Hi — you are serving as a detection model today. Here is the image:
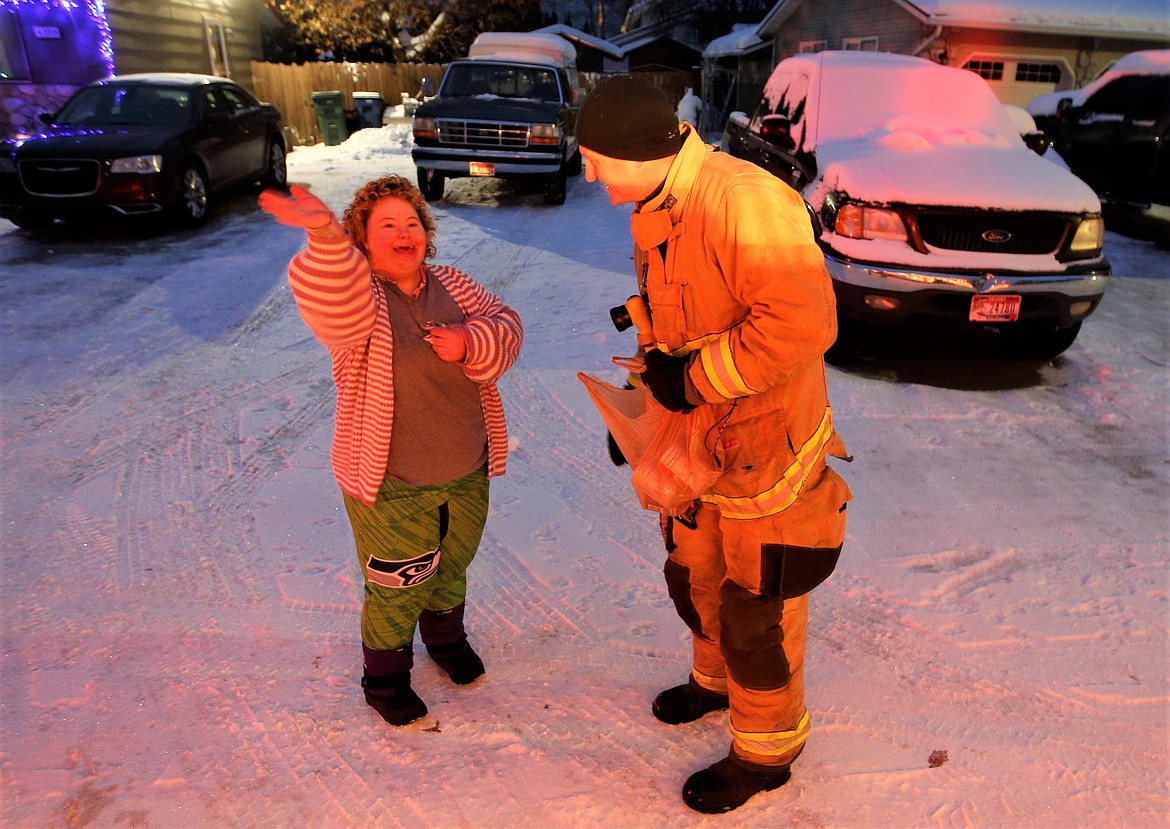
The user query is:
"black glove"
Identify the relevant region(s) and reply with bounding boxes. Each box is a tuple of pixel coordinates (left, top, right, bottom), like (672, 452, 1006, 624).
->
(641, 349, 696, 412)
(606, 431, 628, 466)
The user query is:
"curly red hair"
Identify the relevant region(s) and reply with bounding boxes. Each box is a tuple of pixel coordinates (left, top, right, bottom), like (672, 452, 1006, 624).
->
(342, 175, 437, 260)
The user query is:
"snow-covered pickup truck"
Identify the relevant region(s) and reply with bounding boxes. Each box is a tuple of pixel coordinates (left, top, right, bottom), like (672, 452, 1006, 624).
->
(412, 32, 583, 205)
(720, 50, 1112, 358)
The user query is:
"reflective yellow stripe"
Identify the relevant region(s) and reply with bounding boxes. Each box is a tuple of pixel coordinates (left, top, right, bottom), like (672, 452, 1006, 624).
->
(732, 711, 811, 758)
(657, 331, 719, 357)
(704, 407, 834, 519)
(698, 332, 758, 399)
(692, 669, 729, 695)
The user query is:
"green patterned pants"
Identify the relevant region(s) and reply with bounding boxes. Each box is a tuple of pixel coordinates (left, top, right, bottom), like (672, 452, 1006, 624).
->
(342, 467, 489, 650)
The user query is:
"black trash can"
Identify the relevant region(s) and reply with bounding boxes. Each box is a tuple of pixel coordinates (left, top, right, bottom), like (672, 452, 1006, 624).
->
(311, 90, 348, 146)
(353, 92, 384, 129)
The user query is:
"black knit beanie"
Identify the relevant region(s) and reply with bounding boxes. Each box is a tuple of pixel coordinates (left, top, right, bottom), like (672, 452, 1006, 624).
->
(577, 75, 684, 161)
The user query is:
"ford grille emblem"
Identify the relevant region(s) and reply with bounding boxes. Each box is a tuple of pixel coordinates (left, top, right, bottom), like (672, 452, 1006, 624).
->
(982, 229, 1012, 243)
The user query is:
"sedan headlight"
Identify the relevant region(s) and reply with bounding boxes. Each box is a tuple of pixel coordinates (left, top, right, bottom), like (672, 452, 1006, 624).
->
(834, 204, 909, 242)
(1067, 215, 1105, 257)
(110, 155, 162, 174)
(530, 123, 561, 145)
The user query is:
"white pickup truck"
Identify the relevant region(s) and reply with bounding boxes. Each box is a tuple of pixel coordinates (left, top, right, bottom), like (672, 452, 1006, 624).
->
(720, 50, 1111, 358)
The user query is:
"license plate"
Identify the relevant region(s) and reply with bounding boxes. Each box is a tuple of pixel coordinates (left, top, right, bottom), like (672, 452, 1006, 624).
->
(970, 294, 1021, 323)
(469, 161, 495, 177)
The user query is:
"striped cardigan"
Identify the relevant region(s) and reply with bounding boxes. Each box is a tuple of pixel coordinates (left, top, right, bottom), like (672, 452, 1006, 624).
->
(287, 232, 523, 506)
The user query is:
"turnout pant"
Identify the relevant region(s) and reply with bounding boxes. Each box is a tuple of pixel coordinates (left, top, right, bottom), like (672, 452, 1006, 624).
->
(663, 465, 848, 767)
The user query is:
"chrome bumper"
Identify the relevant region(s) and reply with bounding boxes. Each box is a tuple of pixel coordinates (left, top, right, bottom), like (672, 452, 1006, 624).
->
(412, 147, 562, 176)
(824, 250, 1111, 298)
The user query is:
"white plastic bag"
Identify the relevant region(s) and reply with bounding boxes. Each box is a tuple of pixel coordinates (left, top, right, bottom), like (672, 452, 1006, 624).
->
(578, 373, 721, 514)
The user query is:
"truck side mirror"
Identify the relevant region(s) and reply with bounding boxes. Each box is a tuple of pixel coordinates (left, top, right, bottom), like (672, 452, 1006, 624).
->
(804, 201, 823, 240)
(759, 114, 795, 150)
(1023, 131, 1052, 156)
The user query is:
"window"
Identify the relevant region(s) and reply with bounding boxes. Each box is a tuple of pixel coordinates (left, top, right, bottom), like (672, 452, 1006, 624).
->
(798, 40, 827, 53)
(1084, 76, 1154, 118)
(1132, 77, 1170, 124)
(843, 37, 878, 51)
(965, 60, 1004, 80)
(1015, 62, 1061, 84)
(204, 16, 229, 78)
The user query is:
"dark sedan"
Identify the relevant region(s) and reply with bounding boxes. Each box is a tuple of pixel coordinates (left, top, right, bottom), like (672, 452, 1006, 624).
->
(0, 73, 287, 229)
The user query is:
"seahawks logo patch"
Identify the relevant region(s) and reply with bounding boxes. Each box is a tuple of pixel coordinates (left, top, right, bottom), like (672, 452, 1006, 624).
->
(366, 547, 441, 589)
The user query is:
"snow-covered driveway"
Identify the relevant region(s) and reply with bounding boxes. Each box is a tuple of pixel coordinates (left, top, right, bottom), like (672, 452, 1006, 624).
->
(1, 125, 1166, 828)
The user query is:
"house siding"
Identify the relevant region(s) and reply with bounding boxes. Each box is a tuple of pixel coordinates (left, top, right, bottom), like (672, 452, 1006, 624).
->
(106, 0, 274, 91)
(766, 0, 925, 62)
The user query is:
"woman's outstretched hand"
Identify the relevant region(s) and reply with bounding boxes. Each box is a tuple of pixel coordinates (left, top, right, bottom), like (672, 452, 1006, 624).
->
(258, 184, 334, 231)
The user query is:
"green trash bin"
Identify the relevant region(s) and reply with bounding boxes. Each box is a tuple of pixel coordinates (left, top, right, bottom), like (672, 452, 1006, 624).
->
(311, 90, 348, 146)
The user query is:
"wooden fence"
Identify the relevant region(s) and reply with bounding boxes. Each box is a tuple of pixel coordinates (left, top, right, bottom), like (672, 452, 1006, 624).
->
(250, 61, 699, 147)
(251, 61, 447, 146)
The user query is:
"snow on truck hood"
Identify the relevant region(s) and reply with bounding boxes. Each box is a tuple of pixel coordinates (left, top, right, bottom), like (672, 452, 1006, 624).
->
(766, 51, 1101, 214)
(810, 131, 1102, 214)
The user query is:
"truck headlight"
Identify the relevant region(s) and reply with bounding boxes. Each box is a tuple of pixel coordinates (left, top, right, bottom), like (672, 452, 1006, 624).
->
(1067, 215, 1104, 256)
(530, 123, 560, 145)
(834, 204, 908, 242)
(110, 155, 162, 174)
(413, 116, 437, 140)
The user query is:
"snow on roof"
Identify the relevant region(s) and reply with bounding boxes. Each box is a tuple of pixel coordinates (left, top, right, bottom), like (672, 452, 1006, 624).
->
(761, 0, 1169, 39)
(702, 24, 765, 59)
(906, 0, 1169, 37)
(533, 24, 624, 59)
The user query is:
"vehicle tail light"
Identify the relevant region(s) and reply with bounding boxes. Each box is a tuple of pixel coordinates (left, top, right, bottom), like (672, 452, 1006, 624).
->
(413, 116, 437, 140)
(530, 123, 560, 145)
(834, 204, 909, 242)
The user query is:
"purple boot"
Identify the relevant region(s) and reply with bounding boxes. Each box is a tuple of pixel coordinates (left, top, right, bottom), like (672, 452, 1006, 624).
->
(420, 603, 485, 685)
(362, 644, 426, 725)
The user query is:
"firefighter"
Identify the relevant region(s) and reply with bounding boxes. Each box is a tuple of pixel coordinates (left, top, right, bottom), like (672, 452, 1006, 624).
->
(577, 75, 852, 814)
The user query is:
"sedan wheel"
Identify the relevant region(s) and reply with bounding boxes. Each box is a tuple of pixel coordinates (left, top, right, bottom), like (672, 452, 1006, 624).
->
(176, 164, 210, 226)
(264, 141, 287, 189)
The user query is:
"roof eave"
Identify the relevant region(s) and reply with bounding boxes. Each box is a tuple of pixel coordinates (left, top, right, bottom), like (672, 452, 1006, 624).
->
(925, 16, 1170, 39)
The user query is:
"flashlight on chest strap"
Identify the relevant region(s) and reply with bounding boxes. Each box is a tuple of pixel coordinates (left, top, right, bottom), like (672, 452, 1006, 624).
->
(610, 294, 654, 350)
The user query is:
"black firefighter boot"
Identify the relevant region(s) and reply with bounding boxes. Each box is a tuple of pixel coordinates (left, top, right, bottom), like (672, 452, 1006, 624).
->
(420, 603, 485, 685)
(652, 676, 730, 724)
(682, 751, 795, 814)
(362, 644, 427, 726)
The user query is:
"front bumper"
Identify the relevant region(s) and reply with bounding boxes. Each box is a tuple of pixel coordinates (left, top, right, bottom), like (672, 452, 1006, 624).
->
(412, 146, 563, 176)
(825, 250, 1111, 328)
(0, 170, 171, 219)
